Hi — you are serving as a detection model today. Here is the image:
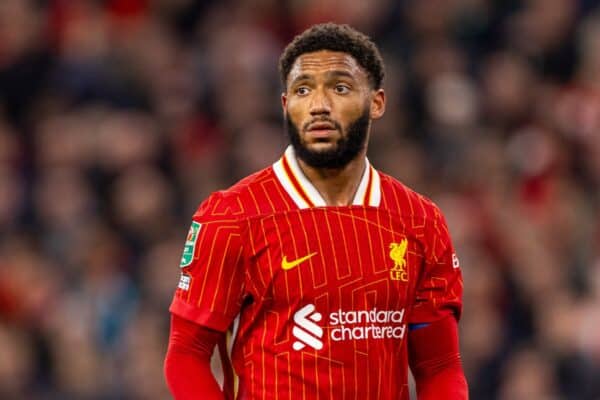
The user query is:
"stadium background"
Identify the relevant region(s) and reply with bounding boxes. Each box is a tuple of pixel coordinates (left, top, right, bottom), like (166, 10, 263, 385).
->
(1, 0, 600, 399)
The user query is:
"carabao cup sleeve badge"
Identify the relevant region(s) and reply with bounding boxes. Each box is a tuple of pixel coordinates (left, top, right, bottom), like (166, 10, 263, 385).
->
(180, 221, 201, 268)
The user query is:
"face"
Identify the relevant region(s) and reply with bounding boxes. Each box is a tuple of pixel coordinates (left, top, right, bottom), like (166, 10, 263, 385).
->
(282, 50, 385, 169)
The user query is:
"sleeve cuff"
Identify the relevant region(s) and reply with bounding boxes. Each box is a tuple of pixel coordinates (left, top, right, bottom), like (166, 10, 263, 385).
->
(169, 297, 233, 332)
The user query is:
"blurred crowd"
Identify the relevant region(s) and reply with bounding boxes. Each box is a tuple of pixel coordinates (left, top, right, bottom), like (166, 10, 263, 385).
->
(1, 0, 600, 399)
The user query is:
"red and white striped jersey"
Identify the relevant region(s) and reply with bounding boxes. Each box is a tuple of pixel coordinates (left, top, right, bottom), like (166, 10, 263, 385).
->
(170, 146, 463, 400)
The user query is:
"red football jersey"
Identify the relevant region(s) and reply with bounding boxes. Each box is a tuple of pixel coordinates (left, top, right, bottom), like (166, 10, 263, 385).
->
(170, 146, 463, 400)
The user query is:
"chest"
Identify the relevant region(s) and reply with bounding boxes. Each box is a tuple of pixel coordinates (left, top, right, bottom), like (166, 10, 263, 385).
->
(244, 208, 426, 311)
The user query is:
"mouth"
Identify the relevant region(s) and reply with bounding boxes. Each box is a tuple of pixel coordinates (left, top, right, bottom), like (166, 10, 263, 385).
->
(308, 121, 335, 130)
(306, 121, 338, 139)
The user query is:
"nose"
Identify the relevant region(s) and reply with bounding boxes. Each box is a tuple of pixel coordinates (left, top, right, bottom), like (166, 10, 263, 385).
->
(309, 89, 331, 116)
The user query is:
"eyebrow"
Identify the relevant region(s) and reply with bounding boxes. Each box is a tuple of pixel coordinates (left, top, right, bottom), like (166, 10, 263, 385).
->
(289, 73, 313, 85)
(289, 70, 358, 86)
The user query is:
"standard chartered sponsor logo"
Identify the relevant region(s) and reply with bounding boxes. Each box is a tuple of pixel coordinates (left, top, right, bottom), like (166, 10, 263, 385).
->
(330, 308, 406, 341)
(292, 304, 324, 350)
(292, 304, 406, 351)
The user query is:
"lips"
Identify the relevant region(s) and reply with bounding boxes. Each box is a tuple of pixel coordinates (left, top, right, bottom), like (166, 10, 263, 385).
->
(308, 122, 336, 131)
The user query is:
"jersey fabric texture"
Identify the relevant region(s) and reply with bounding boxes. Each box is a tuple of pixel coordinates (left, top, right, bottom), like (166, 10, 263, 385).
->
(169, 146, 463, 400)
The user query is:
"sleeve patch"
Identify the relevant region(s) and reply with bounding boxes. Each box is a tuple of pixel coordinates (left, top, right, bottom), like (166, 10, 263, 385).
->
(180, 221, 202, 268)
(178, 273, 191, 291)
(452, 253, 460, 269)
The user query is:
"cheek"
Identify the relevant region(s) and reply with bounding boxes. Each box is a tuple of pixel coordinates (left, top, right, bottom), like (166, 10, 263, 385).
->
(339, 101, 368, 127)
(344, 103, 365, 118)
(286, 100, 308, 127)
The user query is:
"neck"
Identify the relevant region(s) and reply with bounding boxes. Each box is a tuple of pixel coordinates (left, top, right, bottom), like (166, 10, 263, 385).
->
(296, 150, 367, 206)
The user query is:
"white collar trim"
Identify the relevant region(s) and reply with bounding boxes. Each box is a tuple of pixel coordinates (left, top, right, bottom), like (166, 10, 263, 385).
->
(272, 145, 381, 209)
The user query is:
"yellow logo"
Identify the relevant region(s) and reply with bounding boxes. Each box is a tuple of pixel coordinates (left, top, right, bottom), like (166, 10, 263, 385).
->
(389, 239, 408, 281)
(282, 252, 318, 271)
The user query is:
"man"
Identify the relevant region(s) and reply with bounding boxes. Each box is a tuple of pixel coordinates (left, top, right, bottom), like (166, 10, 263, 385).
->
(164, 23, 468, 399)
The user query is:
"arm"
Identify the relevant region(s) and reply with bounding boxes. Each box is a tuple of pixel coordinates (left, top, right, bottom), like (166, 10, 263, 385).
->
(408, 316, 468, 400)
(408, 204, 467, 398)
(164, 314, 225, 400)
(165, 192, 247, 398)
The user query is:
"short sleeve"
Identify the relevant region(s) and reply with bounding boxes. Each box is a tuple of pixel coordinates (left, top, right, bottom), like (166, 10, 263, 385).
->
(409, 206, 463, 324)
(169, 192, 247, 332)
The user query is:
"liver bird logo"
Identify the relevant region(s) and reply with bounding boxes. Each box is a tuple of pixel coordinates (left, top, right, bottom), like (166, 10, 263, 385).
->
(389, 239, 408, 281)
(389, 239, 408, 268)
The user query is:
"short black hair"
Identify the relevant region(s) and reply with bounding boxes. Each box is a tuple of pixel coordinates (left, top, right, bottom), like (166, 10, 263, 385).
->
(279, 23, 385, 90)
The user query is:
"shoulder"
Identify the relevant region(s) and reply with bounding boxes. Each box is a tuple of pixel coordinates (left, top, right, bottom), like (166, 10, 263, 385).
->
(378, 172, 453, 250)
(377, 172, 445, 222)
(193, 166, 276, 221)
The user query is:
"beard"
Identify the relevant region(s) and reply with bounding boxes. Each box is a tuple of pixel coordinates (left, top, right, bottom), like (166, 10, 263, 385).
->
(285, 108, 370, 169)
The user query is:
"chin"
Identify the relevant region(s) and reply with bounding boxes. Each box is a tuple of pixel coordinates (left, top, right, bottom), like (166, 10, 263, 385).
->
(306, 142, 337, 152)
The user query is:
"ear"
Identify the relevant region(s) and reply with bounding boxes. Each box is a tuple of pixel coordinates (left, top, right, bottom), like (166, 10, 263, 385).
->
(369, 89, 386, 120)
(281, 93, 288, 111)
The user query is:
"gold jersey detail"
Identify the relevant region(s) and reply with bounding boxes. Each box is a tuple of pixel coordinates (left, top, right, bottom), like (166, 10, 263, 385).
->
(389, 239, 408, 281)
(281, 252, 318, 271)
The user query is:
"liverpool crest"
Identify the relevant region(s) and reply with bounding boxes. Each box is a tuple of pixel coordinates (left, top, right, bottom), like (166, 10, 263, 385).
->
(389, 239, 408, 281)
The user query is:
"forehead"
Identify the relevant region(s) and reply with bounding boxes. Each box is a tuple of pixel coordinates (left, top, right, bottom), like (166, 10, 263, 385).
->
(288, 50, 367, 83)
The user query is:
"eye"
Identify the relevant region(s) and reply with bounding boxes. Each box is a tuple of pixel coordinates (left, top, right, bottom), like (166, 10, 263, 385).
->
(296, 86, 310, 96)
(334, 84, 350, 94)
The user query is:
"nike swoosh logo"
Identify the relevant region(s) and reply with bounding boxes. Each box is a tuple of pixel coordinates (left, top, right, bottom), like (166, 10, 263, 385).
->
(281, 252, 318, 270)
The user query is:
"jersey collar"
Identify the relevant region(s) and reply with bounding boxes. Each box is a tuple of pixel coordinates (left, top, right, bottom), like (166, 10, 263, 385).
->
(272, 145, 381, 209)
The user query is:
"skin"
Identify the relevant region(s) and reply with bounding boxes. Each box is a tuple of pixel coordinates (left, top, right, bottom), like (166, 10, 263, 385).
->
(282, 50, 386, 206)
